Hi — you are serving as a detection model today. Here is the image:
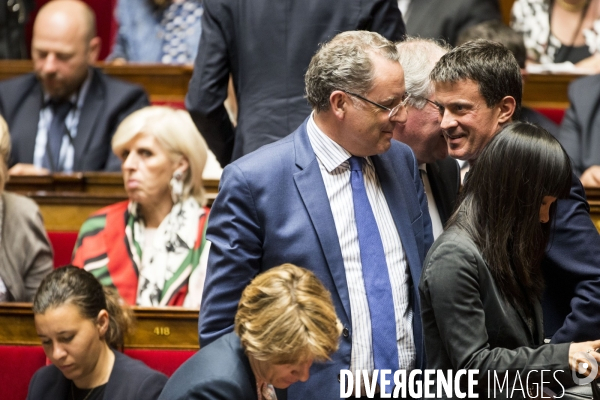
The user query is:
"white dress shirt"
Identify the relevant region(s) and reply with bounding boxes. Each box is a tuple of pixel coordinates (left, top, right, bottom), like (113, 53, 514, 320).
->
(419, 164, 444, 240)
(34, 70, 93, 172)
(306, 114, 416, 374)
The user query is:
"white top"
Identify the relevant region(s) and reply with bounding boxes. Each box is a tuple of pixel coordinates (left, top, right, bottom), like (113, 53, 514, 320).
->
(306, 114, 416, 374)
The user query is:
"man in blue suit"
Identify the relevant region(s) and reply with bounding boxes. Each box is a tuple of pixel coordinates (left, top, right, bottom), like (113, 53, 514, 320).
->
(200, 31, 433, 399)
(431, 39, 600, 344)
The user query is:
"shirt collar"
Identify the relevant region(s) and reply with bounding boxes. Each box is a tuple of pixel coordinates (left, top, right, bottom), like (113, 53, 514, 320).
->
(306, 113, 374, 172)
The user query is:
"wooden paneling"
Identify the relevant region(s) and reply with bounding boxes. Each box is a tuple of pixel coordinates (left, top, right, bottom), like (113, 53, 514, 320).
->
(0, 303, 199, 350)
(586, 188, 600, 232)
(6, 173, 219, 231)
(500, 0, 516, 25)
(0, 61, 193, 103)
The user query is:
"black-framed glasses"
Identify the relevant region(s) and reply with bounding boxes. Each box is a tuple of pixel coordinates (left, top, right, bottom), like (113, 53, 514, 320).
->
(341, 90, 411, 119)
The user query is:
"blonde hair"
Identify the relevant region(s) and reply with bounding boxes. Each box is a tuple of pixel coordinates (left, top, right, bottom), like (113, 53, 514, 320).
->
(0, 116, 11, 192)
(112, 106, 208, 205)
(234, 264, 341, 364)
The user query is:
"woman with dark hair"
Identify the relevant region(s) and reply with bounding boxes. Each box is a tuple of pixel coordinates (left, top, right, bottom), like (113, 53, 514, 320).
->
(27, 266, 167, 400)
(420, 122, 600, 397)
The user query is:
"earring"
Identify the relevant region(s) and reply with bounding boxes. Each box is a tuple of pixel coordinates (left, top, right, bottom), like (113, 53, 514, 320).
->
(170, 170, 184, 203)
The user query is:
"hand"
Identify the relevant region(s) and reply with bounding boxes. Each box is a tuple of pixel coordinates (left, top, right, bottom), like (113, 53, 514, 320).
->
(569, 340, 600, 378)
(575, 54, 600, 74)
(109, 57, 127, 66)
(8, 163, 50, 176)
(580, 166, 600, 188)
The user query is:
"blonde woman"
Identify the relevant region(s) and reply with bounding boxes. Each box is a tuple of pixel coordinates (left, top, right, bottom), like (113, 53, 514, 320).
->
(159, 263, 342, 400)
(72, 106, 210, 308)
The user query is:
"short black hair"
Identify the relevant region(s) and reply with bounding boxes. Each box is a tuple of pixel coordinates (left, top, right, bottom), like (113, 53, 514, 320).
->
(457, 21, 526, 69)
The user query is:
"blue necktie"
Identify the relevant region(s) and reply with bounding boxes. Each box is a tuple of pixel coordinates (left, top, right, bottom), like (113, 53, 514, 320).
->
(43, 100, 71, 171)
(348, 156, 399, 389)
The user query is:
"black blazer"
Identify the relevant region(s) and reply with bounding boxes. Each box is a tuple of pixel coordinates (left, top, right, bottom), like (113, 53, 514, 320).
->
(27, 350, 167, 400)
(426, 157, 460, 226)
(0, 68, 149, 171)
(186, 0, 406, 166)
(420, 225, 572, 398)
(405, 0, 501, 46)
(159, 332, 286, 400)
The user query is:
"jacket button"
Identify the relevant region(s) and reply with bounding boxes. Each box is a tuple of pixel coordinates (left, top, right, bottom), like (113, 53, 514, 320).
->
(342, 327, 349, 338)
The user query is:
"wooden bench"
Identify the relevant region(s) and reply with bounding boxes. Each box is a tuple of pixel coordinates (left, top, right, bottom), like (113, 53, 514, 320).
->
(0, 303, 199, 400)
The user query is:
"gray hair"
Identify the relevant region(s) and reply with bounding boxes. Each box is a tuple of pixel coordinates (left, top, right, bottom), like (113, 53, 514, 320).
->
(305, 31, 399, 112)
(396, 37, 450, 109)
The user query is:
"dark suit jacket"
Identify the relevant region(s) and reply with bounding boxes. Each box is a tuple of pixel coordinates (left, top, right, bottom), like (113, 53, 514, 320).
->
(0, 68, 149, 171)
(199, 119, 433, 400)
(426, 157, 460, 226)
(420, 225, 572, 398)
(186, 0, 406, 167)
(405, 0, 501, 46)
(159, 332, 261, 400)
(542, 173, 600, 343)
(520, 106, 560, 138)
(558, 74, 600, 177)
(27, 350, 167, 400)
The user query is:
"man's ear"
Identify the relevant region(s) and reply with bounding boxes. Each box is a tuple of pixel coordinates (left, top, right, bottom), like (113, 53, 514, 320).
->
(87, 36, 101, 64)
(497, 96, 516, 124)
(329, 90, 349, 120)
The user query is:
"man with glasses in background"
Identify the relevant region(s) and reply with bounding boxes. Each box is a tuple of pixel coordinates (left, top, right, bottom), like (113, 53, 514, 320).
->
(393, 37, 460, 240)
(199, 31, 433, 399)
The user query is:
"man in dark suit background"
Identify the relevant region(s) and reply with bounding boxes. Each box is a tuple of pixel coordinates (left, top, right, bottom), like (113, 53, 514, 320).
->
(393, 37, 459, 238)
(559, 75, 600, 188)
(186, 0, 406, 167)
(402, 0, 501, 46)
(200, 31, 432, 399)
(431, 39, 600, 343)
(0, 0, 148, 175)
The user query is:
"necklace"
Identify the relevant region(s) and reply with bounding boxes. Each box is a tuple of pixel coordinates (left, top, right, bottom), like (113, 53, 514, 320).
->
(556, 0, 590, 12)
(71, 382, 95, 400)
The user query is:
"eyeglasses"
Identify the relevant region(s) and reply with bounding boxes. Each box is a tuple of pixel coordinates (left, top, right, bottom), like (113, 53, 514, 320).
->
(413, 95, 445, 114)
(341, 90, 411, 119)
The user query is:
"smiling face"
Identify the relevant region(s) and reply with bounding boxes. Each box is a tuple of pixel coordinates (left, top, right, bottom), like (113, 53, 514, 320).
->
(35, 303, 107, 387)
(339, 54, 408, 157)
(393, 100, 447, 164)
(252, 357, 314, 389)
(120, 133, 186, 211)
(434, 79, 505, 165)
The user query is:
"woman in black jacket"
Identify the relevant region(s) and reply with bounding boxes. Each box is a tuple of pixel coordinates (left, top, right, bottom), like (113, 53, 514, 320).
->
(420, 122, 600, 398)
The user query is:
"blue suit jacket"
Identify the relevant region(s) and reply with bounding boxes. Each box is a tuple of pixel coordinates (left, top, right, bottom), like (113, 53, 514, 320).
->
(200, 119, 433, 400)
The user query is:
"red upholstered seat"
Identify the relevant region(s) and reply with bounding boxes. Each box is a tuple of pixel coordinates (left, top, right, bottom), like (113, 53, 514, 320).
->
(124, 349, 196, 377)
(48, 232, 79, 268)
(535, 108, 566, 125)
(0, 346, 46, 400)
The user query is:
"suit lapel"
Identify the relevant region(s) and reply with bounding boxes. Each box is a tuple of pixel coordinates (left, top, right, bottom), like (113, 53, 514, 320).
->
(73, 69, 103, 170)
(292, 122, 351, 323)
(426, 162, 449, 224)
(15, 86, 43, 164)
(372, 153, 426, 368)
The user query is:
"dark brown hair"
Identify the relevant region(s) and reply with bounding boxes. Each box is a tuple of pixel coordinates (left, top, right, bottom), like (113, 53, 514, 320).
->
(33, 266, 134, 349)
(448, 122, 571, 314)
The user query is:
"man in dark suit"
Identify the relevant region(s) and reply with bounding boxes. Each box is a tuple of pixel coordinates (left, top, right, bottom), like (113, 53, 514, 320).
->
(0, 0, 148, 175)
(431, 40, 600, 343)
(403, 0, 501, 46)
(393, 37, 459, 238)
(200, 31, 432, 399)
(559, 75, 600, 187)
(186, 0, 406, 167)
